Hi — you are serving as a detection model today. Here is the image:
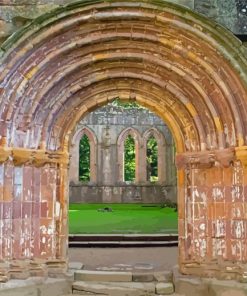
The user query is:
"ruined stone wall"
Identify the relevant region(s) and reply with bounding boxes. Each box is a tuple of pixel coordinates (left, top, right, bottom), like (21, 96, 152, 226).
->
(0, 0, 246, 45)
(69, 105, 177, 203)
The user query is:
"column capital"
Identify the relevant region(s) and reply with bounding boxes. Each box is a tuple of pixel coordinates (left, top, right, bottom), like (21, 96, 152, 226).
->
(176, 147, 235, 169)
(0, 146, 69, 167)
(235, 146, 247, 167)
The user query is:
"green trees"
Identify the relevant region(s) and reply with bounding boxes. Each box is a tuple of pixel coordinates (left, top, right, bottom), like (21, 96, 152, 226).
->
(124, 135, 136, 181)
(79, 134, 90, 182)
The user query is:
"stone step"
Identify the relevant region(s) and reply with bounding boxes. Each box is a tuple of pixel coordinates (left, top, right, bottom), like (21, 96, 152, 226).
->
(73, 281, 156, 296)
(74, 270, 132, 282)
(73, 269, 173, 283)
(63, 294, 183, 296)
(72, 281, 175, 295)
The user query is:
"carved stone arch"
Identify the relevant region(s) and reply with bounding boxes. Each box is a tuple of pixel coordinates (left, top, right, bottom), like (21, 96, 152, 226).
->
(117, 127, 142, 183)
(143, 128, 166, 184)
(0, 0, 247, 280)
(69, 126, 97, 183)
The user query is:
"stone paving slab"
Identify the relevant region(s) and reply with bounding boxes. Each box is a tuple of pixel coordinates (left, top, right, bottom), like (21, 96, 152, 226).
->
(156, 282, 174, 294)
(154, 271, 173, 282)
(74, 270, 132, 282)
(73, 281, 155, 296)
(0, 278, 71, 296)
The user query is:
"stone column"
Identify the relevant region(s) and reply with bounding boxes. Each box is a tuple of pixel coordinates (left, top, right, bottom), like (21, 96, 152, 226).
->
(176, 147, 247, 280)
(0, 147, 69, 282)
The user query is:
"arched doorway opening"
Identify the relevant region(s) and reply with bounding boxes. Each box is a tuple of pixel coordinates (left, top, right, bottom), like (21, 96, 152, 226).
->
(0, 0, 246, 281)
(68, 100, 177, 236)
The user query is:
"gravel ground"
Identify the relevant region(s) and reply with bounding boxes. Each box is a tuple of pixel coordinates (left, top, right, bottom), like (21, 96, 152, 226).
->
(69, 246, 178, 271)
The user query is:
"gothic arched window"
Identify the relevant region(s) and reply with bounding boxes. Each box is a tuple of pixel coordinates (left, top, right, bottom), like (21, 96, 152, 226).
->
(117, 128, 141, 183)
(79, 134, 90, 182)
(143, 128, 166, 183)
(69, 127, 97, 183)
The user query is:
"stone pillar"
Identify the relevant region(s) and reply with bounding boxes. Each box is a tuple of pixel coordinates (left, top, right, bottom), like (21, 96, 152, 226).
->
(0, 147, 69, 282)
(177, 147, 247, 280)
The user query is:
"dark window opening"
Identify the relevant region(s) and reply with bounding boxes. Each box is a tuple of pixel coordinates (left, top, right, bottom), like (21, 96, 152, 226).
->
(124, 135, 135, 182)
(79, 134, 90, 182)
(147, 136, 158, 182)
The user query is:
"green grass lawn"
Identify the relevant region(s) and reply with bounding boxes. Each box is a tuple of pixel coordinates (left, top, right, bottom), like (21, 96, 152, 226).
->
(69, 203, 178, 234)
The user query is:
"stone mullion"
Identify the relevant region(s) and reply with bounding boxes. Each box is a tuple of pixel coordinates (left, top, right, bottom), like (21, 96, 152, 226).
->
(137, 141, 146, 184)
(158, 142, 166, 184)
(89, 140, 97, 184)
(117, 141, 124, 183)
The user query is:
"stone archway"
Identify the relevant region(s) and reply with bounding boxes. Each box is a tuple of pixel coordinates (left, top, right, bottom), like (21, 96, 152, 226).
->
(0, 0, 246, 281)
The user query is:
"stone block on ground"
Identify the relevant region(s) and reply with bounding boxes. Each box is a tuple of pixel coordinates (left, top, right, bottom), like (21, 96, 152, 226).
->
(132, 272, 154, 282)
(74, 270, 132, 282)
(154, 270, 173, 282)
(73, 281, 155, 296)
(156, 282, 174, 294)
(207, 278, 247, 296)
(174, 276, 209, 296)
(173, 266, 209, 296)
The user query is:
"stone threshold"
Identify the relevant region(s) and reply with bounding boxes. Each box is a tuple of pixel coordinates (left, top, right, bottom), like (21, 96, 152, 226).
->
(69, 233, 178, 247)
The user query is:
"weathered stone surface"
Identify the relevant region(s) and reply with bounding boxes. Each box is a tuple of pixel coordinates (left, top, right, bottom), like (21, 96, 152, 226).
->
(73, 281, 155, 296)
(132, 272, 154, 282)
(134, 263, 154, 271)
(208, 279, 247, 296)
(0, 278, 72, 296)
(68, 262, 84, 270)
(154, 271, 173, 282)
(174, 276, 209, 296)
(155, 282, 174, 295)
(74, 270, 132, 282)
